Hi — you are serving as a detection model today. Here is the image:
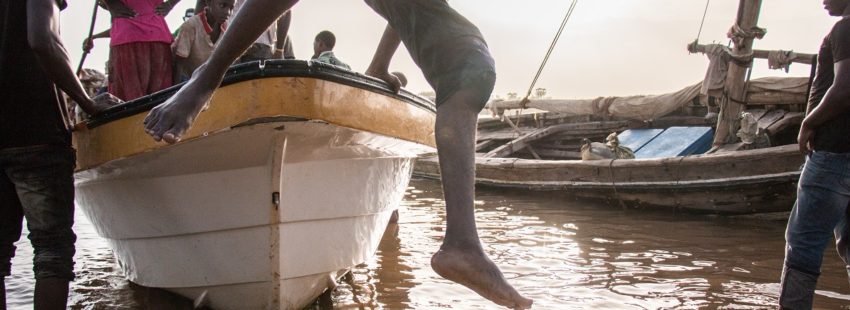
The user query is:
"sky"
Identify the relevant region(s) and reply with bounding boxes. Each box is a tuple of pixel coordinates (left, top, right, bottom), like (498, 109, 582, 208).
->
(60, 0, 836, 99)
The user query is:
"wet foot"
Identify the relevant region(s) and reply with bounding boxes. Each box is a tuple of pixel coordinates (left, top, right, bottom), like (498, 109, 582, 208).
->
(431, 246, 533, 309)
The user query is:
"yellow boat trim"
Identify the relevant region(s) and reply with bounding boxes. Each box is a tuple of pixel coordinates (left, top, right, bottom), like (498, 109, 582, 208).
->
(73, 77, 437, 170)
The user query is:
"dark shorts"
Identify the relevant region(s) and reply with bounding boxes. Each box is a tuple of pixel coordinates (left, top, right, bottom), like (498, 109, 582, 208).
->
(0, 145, 76, 280)
(430, 39, 496, 111)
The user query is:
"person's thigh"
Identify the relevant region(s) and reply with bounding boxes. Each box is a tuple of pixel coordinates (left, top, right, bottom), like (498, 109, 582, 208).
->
(785, 152, 850, 275)
(4, 146, 76, 280)
(0, 161, 25, 278)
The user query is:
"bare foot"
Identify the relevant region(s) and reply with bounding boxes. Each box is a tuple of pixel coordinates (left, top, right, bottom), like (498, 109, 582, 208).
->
(144, 67, 217, 144)
(431, 246, 533, 309)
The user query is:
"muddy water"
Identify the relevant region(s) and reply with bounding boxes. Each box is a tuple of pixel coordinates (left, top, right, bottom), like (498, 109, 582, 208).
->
(6, 178, 850, 309)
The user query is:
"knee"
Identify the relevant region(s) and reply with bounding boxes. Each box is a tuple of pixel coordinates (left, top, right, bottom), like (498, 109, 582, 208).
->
(31, 242, 76, 281)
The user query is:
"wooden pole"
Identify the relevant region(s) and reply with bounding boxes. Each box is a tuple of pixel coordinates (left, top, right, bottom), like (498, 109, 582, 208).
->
(712, 0, 763, 146)
(77, 0, 99, 75)
(689, 43, 815, 65)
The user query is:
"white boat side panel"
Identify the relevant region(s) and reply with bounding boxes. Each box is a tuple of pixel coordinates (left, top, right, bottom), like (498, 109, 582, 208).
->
(279, 211, 394, 279)
(76, 165, 272, 239)
(170, 270, 344, 310)
(278, 157, 412, 222)
(106, 226, 273, 287)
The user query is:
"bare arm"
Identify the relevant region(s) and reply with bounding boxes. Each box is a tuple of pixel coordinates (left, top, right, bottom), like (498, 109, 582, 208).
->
(798, 58, 850, 153)
(143, 0, 300, 143)
(365, 24, 402, 92)
(155, 0, 181, 16)
(103, 0, 136, 18)
(83, 29, 110, 53)
(274, 10, 291, 56)
(27, 0, 118, 115)
(201, 0, 298, 83)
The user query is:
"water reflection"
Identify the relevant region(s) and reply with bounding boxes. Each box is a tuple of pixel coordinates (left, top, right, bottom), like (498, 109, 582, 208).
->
(7, 178, 850, 309)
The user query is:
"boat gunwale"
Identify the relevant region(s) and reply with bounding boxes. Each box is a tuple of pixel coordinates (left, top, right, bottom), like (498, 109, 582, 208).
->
(86, 60, 436, 128)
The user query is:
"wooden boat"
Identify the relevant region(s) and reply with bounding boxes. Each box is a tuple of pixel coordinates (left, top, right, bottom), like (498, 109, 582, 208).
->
(414, 77, 807, 214)
(73, 60, 436, 309)
(416, 0, 815, 215)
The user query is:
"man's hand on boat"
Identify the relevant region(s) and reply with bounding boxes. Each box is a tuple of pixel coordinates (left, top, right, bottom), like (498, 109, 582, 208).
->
(144, 66, 217, 144)
(81, 93, 123, 117)
(365, 69, 402, 93)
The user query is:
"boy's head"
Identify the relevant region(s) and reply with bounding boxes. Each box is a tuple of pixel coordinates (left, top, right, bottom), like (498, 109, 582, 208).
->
(824, 0, 850, 16)
(313, 31, 336, 55)
(205, 0, 234, 23)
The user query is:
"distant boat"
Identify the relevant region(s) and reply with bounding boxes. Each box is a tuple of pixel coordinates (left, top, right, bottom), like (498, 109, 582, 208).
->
(414, 78, 806, 214)
(73, 60, 436, 309)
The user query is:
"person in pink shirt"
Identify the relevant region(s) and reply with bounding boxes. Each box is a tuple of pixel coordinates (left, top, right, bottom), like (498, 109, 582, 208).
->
(103, 0, 180, 101)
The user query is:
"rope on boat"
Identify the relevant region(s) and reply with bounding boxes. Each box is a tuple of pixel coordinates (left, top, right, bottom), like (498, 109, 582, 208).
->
(607, 159, 626, 209)
(695, 0, 712, 43)
(517, 0, 579, 113)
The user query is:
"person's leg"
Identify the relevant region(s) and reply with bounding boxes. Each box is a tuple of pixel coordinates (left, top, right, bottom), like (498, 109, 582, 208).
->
(109, 43, 146, 101)
(5, 146, 77, 310)
(0, 279, 5, 310)
(146, 42, 174, 95)
(780, 152, 850, 309)
(0, 158, 25, 310)
(429, 71, 532, 309)
(835, 202, 850, 286)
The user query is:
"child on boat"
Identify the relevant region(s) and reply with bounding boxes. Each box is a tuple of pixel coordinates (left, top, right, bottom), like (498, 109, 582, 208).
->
(141, 0, 533, 308)
(311, 30, 351, 70)
(173, 0, 234, 81)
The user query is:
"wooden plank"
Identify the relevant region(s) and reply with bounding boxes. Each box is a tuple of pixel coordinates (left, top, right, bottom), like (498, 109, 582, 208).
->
(533, 148, 582, 159)
(477, 129, 532, 141)
(745, 109, 767, 121)
(475, 139, 500, 152)
(483, 126, 558, 158)
(747, 92, 807, 105)
(482, 122, 623, 158)
(757, 109, 786, 130)
(765, 112, 804, 137)
(533, 143, 580, 151)
(752, 50, 816, 65)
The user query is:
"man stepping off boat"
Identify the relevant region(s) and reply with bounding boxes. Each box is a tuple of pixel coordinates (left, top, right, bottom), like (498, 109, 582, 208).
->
(142, 0, 533, 309)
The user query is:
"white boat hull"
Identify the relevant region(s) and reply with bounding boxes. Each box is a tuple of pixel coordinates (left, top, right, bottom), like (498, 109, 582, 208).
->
(75, 120, 429, 309)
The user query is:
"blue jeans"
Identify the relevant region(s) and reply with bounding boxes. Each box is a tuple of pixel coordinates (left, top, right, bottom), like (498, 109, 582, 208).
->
(0, 145, 76, 280)
(780, 151, 850, 309)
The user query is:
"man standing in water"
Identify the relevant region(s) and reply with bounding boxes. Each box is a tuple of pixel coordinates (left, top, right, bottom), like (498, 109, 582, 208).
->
(780, 0, 850, 308)
(142, 0, 533, 308)
(0, 0, 121, 308)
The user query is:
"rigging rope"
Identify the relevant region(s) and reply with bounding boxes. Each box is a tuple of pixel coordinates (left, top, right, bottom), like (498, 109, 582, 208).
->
(519, 0, 578, 109)
(695, 0, 712, 43)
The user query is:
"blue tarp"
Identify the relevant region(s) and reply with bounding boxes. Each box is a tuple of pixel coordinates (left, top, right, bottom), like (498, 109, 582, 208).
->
(618, 127, 714, 159)
(617, 129, 664, 153)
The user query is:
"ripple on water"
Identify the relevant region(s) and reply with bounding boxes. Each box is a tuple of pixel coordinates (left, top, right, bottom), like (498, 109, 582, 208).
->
(6, 178, 850, 309)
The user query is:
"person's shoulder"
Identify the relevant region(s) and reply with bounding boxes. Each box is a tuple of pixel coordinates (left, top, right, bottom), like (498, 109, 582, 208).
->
(832, 17, 850, 35)
(180, 14, 204, 31)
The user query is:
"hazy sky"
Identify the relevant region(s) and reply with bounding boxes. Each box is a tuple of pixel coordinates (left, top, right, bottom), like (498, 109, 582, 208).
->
(60, 1, 835, 99)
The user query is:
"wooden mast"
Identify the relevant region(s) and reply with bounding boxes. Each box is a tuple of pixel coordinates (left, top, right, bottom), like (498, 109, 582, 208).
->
(712, 0, 764, 146)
